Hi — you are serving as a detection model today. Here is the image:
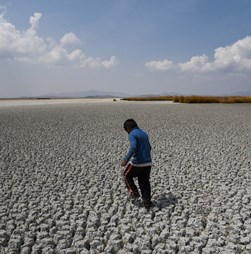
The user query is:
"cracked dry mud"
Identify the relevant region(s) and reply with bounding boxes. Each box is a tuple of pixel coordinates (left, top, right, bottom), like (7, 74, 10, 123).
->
(0, 102, 251, 254)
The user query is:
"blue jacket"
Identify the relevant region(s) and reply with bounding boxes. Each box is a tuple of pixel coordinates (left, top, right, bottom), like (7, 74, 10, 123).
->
(124, 127, 152, 165)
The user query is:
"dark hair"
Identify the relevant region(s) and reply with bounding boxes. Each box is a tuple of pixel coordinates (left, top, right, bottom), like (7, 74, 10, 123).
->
(124, 119, 138, 130)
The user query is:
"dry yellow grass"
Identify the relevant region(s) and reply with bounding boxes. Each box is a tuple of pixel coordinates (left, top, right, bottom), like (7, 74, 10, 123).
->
(122, 96, 251, 103)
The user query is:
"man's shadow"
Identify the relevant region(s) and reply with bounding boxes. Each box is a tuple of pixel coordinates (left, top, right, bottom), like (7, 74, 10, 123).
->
(153, 193, 178, 209)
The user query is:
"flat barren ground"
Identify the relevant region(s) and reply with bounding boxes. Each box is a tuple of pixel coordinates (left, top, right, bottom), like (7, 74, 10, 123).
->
(0, 101, 251, 254)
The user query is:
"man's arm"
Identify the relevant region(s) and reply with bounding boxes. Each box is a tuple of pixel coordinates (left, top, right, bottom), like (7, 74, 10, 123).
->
(121, 134, 137, 166)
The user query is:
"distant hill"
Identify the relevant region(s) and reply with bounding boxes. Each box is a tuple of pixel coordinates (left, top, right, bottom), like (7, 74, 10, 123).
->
(40, 90, 130, 98)
(19, 90, 251, 100)
(131, 92, 181, 98)
(39, 90, 183, 99)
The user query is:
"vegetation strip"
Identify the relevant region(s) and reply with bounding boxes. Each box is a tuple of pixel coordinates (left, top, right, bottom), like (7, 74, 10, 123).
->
(122, 96, 251, 103)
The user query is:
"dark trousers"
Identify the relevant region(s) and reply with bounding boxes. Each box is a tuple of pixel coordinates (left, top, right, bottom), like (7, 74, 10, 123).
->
(124, 164, 151, 205)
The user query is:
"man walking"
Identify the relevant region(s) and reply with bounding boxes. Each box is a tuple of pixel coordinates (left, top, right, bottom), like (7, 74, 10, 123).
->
(121, 119, 153, 209)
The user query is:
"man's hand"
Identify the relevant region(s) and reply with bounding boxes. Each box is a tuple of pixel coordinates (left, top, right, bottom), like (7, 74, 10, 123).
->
(121, 160, 127, 167)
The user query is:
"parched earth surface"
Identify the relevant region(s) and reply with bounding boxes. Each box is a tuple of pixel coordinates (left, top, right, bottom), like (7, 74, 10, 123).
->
(0, 102, 251, 254)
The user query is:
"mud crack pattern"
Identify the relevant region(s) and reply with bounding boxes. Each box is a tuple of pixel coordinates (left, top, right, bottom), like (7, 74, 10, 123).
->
(0, 103, 251, 254)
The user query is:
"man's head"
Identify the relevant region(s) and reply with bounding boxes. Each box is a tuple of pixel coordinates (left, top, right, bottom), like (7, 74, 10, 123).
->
(124, 119, 138, 133)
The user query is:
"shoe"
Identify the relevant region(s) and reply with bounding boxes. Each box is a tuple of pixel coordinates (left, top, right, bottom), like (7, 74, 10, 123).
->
(144, 201, 153, 210)
(129, 193, 140, 206)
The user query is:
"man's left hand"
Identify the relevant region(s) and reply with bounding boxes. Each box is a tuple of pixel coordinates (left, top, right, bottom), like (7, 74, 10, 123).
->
(121, 160, 127, 166)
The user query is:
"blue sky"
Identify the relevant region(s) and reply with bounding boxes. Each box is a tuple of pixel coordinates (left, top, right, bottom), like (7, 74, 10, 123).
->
(1, 0, 251, 97)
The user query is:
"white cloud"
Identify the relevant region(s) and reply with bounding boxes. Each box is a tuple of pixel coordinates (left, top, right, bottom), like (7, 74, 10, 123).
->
(101, 55, 117, 69)
(145, 59, 174, 71)
(0, 12, 116, 69)
(146, 36, 251, 73)
(60, 33, 80, 46)
(213, 36, 251, 71)
(29, 12, 42, 32)
(80, 55, 116, 69)
(179, 54, 210, 72)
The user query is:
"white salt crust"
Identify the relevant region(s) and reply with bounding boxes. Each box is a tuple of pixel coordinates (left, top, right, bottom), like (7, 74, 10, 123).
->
(0, 102, 250, 253)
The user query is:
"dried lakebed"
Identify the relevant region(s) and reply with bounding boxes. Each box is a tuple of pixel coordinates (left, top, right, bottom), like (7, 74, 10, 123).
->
(0, 103, 251, 254)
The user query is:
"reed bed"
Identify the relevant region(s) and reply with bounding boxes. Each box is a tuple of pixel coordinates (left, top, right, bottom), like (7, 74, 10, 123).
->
(122, 95, 251, 103)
